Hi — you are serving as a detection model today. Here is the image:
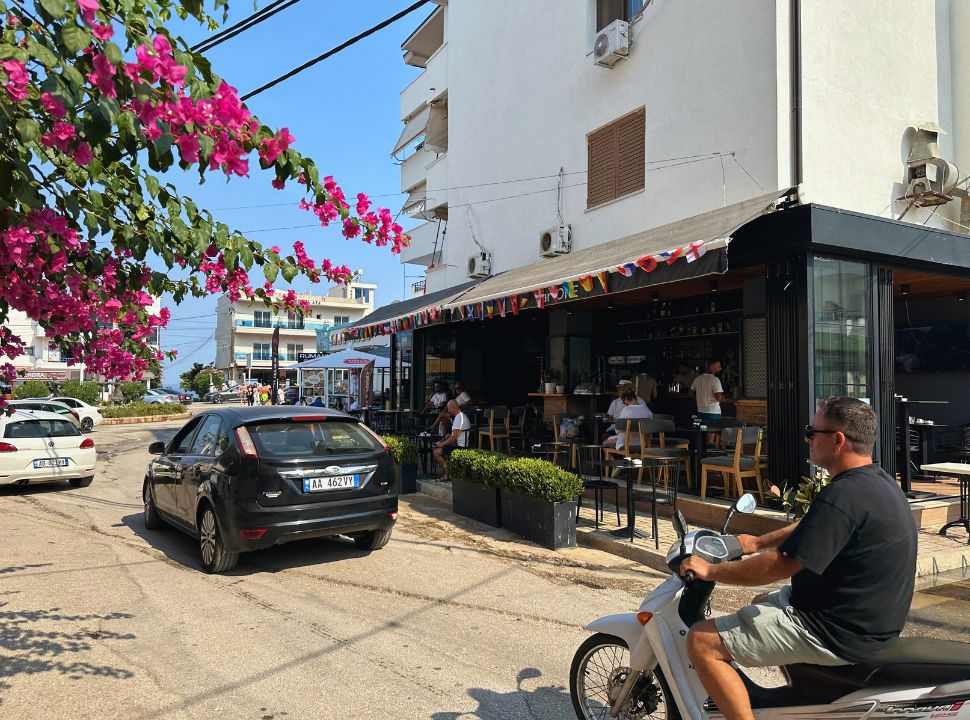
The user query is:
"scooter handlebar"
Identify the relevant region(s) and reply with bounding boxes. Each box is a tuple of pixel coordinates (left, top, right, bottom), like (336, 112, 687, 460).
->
(683, 570, 697, 583)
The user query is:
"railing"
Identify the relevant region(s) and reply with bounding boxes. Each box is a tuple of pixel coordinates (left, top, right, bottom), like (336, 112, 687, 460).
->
(235, 319, 333, 331)
(411, 279, 426, 294)
(233, 352, 304, 362)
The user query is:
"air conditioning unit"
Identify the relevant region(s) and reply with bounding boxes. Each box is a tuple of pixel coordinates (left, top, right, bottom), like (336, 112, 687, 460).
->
(539, 224, 572, 258)
(467, 251, 492, 278)
(593, 19, 630, 68)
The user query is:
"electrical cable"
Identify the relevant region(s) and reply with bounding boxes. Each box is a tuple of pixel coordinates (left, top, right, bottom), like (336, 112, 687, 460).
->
(191, 0, 303, 53)
(240, 0, 431, 101)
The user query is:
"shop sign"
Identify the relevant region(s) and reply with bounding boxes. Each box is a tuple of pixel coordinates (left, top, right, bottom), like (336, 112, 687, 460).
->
(626, 355, 645, 364)
(304, 372, 323, 385)
(342, 358, 370, 366)
(20, 370, 70, 380)
(298, 352, 326, 363)
(607, 356, 627, 365)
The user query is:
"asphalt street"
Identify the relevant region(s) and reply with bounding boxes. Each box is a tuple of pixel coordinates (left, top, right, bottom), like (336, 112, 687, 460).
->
(0, 416, 968, 719)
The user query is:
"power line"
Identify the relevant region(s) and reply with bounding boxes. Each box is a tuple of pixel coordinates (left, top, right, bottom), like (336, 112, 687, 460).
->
(191, 0, 303, 54)
(241, 0, 431, 101)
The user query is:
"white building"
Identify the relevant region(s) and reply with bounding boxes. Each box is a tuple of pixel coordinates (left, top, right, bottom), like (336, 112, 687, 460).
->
(4, 300, 163, 388)
(395, 0, 969, 292)
(215, 282, 377, 385)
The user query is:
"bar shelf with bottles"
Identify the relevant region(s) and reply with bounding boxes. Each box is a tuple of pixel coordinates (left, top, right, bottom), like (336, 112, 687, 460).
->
(616, 290, 741, 343)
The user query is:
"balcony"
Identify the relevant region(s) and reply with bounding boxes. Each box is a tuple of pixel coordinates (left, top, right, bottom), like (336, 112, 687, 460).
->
(400, 148, 437, 194)
(233, 351, 305, 364)
(234, 319, 333, 333)
(402, 6, 444, 69)
(424, 153, 447, 211)
(400, 220, 440, 267)
(410, 279, 426, 296)
(400, 44, 448, 121)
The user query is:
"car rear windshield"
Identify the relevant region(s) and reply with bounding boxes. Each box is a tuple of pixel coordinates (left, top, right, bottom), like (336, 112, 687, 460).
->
(5, 419, 81, 438)
(247, 420, 382, 457)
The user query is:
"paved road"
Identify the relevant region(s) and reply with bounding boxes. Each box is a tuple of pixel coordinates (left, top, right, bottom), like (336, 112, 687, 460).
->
(1, 418, 968, 719)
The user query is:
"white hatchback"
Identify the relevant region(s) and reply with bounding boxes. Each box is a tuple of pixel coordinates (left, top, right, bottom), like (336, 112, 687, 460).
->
(0, 410, 97, 488)
(49, 396, 103, 433)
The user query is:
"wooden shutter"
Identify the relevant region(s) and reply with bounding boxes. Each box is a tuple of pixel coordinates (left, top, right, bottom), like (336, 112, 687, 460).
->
(587, 107, 645, 209)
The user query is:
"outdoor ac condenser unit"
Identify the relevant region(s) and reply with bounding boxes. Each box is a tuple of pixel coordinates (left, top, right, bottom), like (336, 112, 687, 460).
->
(467, 251, 492, 279)
(593, 19, 630, 68)
(539, 225, 572, 258)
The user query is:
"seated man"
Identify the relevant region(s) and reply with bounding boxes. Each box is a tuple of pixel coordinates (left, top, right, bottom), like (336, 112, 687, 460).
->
(602, 390, 652, 450)
(433, 400, 470, 480)
(602, 379, 646, 442)
(679, 397, 917, 720)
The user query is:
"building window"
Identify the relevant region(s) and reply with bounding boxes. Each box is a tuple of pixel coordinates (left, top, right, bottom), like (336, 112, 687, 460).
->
(812, 258, 871, 402)
(334, 315, 350, 326)
(586, 107, 645, 209)
(47, 345, 61, 362)
(286, 343, 304, 360)
(253, 343, 271, 361)
(24, 346, 35, 357)
(354, 288, 370, 303)
(287, 312, 304, 329)
(254, 310, 271, 328)
(596, 0, 646, 31)
(147, 328, 160, 347)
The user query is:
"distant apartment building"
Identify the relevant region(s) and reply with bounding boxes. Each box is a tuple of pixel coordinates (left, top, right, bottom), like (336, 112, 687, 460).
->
(214, 282, 377, 384)
(4, 299, 163, 387)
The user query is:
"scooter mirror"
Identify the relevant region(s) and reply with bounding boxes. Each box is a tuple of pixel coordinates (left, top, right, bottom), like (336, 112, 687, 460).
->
(736, 494, 757, 515)
(673, 510, 688, 538)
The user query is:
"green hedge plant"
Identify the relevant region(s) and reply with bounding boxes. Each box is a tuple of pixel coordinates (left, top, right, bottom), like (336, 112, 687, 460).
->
(449, 449, 583, 503)
(101, 402, 186, 418)
(382, 435, 419, 465)
(119, 381, 148, 403)
(59, 380, 101, 406)
(13, 380, 51, 399)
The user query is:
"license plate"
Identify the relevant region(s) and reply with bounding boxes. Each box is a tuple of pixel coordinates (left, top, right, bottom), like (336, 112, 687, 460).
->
(33, 458, 68, 469)
(303, 475, 358, 492)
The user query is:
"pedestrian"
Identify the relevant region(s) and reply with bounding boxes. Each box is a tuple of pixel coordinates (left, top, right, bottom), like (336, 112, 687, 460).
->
(276, 386, 283, 405)
(690, 359, 725, 420)
(260, 384, 269, 405)
(246, 384, 254, 406)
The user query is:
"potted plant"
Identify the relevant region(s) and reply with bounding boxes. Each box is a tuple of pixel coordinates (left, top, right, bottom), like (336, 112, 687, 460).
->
(498, 456, 583, 549)
(383, 435, 419, 494)
(449, 449, 504, 527)
(542, 369, 558, 394)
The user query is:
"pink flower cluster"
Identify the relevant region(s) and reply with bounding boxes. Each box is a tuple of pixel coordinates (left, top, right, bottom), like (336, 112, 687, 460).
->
(300, 183, 408, 255)
(2, 59, 28, 102)
(39, 119, 93, 166)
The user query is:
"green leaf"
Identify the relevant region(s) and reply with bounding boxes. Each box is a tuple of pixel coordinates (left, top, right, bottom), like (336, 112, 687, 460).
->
(263, 261, 279, 284)
(15, 118, 39, 144)
(135, 205, 150, 222)
(38, 0, 68, 18)
(144, 175, 160, 199)
(239, 244, 254, 270)
(104, 41, 122, 66)
(280, 263, 297, 283)
(28, 40, 58, 68)
(61, 25, 92, 55)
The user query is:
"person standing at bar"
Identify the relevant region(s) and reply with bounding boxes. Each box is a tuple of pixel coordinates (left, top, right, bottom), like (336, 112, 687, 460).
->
(690, 359, 724, 420)
(633, 366, 658, 407)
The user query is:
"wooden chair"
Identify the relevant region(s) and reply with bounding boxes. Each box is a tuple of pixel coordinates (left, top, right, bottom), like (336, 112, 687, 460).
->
(701, 427, 764, 501)
(478, 407, 510, 451)
(508, 406, 527, 442)
(636, 418, 693, 490)
(651, 413, 689, 450)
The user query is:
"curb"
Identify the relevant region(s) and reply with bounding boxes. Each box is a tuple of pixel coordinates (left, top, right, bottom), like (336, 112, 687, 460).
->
(101, 413, 191, 425)
(576, 527, 670, 573)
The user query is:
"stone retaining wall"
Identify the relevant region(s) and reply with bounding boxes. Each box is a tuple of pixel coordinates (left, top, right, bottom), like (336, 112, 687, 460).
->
(101, 412, 191, 425)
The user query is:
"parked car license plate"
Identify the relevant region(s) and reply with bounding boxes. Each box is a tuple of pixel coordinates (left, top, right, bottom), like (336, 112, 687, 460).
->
(33, 458, 68, 468)
(303, 475, 358, 492)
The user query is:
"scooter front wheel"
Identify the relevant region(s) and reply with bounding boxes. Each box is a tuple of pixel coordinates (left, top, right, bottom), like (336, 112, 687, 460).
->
(570, 633, 680, 720)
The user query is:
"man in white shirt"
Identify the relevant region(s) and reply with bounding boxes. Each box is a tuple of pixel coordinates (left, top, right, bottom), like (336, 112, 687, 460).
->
(602, 391, 653, 450)
(453, 382, 471, 408)
(690, 359, 725, 419)
(602, 379, 646, 441)
(348, 395, 360, 411)
(434, 400, 470, 480)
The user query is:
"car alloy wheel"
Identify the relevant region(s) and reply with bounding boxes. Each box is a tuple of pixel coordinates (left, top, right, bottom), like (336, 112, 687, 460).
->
(198, 506, 238, 573)
(81, 417, 93, 432)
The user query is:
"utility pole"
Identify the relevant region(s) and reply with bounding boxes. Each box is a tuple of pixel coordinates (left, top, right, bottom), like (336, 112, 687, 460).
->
(228, 306, 236, 384)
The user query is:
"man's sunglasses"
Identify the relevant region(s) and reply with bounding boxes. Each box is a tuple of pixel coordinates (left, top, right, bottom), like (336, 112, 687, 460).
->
(804, 425, 855, 441)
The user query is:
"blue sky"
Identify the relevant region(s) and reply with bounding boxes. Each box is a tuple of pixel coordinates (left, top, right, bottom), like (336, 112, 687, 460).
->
(158, 1, 426, 385)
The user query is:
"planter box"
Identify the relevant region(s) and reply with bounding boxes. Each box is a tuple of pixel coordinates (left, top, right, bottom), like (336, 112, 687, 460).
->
(452, 476, 501, 527)
(394, 463, 418, 494)
(500, 489, 577, 549)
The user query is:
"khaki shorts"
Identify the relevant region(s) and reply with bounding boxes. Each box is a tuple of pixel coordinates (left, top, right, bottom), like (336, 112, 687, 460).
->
(715, 586, 849, 668)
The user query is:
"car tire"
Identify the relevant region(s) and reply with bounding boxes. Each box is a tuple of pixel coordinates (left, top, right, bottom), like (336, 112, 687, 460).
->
(213, 394, 223, 404)
(69, 476, 93, 488)
(353, 527, 393, 551)
(81, 417, 93, 432)
(143, 481, 164, 530)
(198, 505, 238, 573)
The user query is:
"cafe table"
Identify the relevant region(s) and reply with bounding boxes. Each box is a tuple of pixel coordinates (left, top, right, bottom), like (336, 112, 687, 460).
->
(675, 425, 711, 489)
(607, 457, 679, 548)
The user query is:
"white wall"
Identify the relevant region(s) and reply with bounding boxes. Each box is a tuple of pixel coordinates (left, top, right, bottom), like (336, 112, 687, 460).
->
(422, 0, 783, 290)
(799, 0, 962, 228)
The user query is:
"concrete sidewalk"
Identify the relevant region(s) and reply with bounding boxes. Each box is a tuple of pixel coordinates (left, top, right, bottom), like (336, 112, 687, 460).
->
(417, 479, 970, 578)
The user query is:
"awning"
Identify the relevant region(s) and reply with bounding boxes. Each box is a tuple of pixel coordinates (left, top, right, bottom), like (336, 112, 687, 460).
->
(401, 185, 427, 216)
(424, 103, 448, 154)
(443, 190, 791, 310)
(332, 280, 482, 343)
(392, 104, 430, 156)
(292, 349, 396, 370)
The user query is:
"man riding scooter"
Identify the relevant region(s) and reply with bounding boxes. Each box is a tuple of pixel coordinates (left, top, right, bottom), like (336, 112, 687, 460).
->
(679, 396, 917, 720)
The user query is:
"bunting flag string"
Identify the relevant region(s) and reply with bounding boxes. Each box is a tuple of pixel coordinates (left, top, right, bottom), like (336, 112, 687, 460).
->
(344, 237, 720, 339)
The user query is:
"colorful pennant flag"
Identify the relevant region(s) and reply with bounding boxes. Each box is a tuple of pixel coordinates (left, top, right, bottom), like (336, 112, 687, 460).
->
(636, 255, 658, 273)
(616, 263, 636, 277)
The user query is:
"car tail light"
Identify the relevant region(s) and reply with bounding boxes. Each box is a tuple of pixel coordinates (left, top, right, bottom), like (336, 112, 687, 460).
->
(0, 442, 16, 452)
(238, 529, 267, 540)
(234, 426, 258, 458)
(389, 511, 398, 521)
(299, 415, 329, 421)
(79, 438, 94, 449)
(71, 410, 80, 421)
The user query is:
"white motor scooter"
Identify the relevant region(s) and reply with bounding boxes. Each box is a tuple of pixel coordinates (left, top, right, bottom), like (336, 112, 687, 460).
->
(570, 493, 970, 720)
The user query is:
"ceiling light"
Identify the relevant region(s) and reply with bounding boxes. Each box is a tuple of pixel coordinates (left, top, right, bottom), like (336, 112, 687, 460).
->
(959, 291, 966, 302)
(709, 280, 719, 292)
(900, 283, 910, 296)
(652, 292, 660, 302)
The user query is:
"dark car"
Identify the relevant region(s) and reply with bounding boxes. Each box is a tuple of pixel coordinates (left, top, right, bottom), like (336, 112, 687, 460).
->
(159, 387, 192, 405)
(283, 386, 300, 405)
(203, 385, 243, 403)
(142, 407, 398, 573)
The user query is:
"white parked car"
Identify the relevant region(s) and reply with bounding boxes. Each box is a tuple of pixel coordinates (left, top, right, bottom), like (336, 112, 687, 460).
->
(0, 410, 97, 488)
(7, 399, 81, 429)
(142, 388, 182, 405)
(50, 396, 103, 433)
